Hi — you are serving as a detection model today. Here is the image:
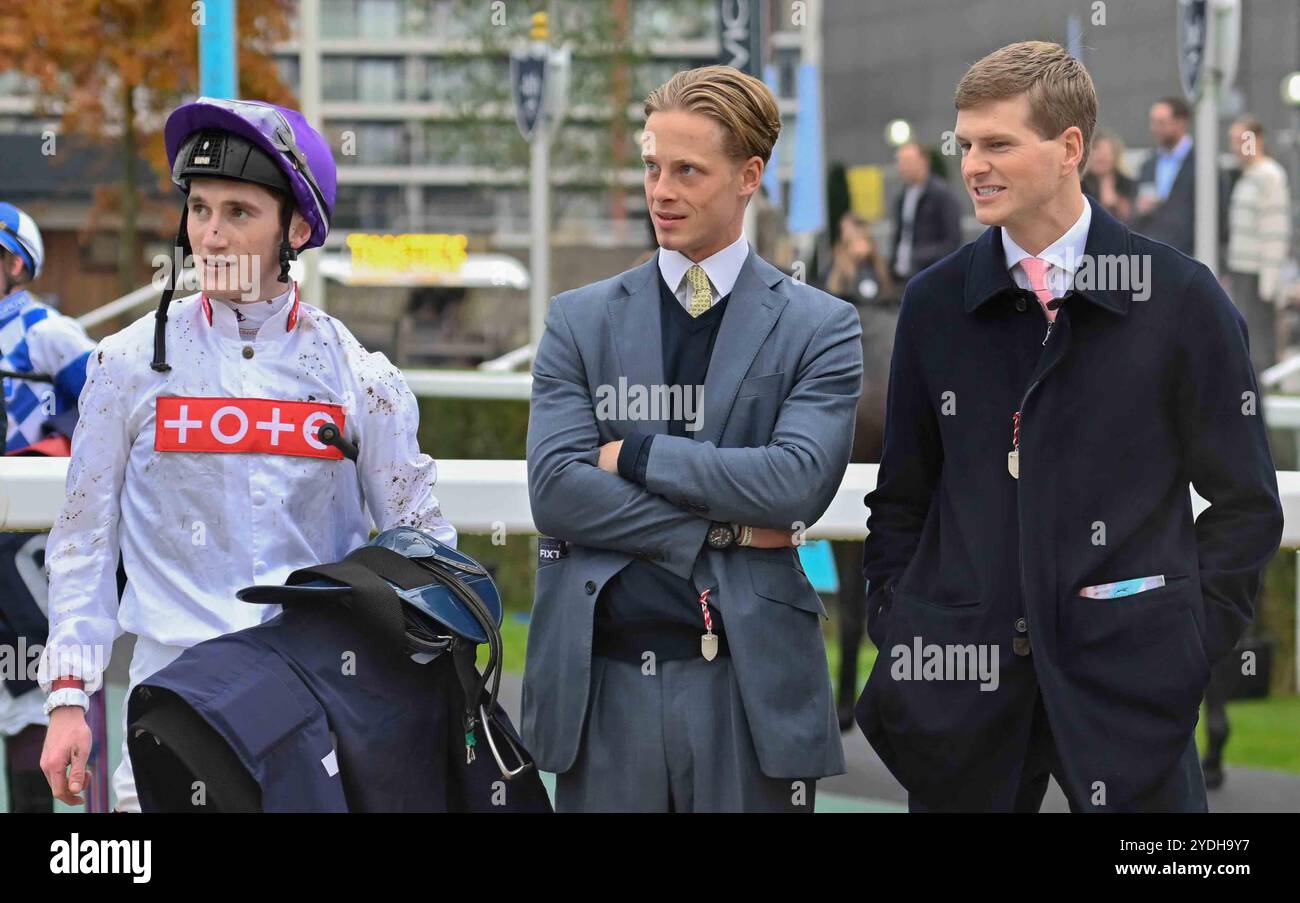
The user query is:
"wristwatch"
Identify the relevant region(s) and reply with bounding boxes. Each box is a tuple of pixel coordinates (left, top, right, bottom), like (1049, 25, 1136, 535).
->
(44, 687, 90, 716)
(706, 521, 737, 550)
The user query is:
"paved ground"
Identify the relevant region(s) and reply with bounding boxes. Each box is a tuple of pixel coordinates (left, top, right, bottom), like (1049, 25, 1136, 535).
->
(4, 636, 1297, 813)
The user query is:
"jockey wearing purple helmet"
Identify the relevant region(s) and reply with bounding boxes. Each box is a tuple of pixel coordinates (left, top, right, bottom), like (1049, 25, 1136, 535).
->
(38, 99, 456, 811)
(151, 98, 338, 371)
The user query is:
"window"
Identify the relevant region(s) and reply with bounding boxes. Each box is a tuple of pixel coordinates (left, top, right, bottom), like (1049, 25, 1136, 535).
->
(357, 58, 403, 102)
(321, 0, 358, 38)
(276, 56, 300, 95)
(422, 187, 496, 232)
(554, 190, 604, 230)
(423, 122, 522, 168)
(329, 121, 410, 166)
(334, 185, 407, 230)
(420, 0, 488, 41)
(323, 59, 356, 101)
(634, 61, 691, 99)
(631, 0, 713, 43)
(568, 60, 614, 108)
(323, 57, 404, 102)
(774, 47, 799, 99)
(358, 0, 401, 39)
(425, 57, 508, 106)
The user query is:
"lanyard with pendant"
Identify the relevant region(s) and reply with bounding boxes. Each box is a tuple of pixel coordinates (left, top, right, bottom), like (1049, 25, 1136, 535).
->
(698, 589, 718, 661)
(1008, 303, 1059, 480)
(1008, 411, 1021, 479)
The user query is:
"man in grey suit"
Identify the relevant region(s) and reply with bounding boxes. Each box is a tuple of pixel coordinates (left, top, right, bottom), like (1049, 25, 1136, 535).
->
(522, 66, 863, 813)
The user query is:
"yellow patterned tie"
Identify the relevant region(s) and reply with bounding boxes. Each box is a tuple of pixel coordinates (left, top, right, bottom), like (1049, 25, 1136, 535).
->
(684, 264, 713, 317)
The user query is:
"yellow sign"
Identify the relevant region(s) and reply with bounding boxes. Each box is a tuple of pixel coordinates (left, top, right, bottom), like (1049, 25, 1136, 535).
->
(846, 165, 885, 222)
(347, 233, 469, 273)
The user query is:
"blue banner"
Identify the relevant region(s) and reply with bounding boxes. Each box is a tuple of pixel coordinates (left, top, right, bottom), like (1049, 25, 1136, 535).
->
(787, 61, 825, 235)
(199, 0, 238, 99)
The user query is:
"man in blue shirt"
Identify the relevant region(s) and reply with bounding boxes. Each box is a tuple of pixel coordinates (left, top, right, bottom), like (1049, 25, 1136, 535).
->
(1134, 97, 1196, 255)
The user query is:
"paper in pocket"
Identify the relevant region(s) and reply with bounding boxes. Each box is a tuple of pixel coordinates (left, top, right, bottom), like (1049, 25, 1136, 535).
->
(1078, 575, 1166, 599)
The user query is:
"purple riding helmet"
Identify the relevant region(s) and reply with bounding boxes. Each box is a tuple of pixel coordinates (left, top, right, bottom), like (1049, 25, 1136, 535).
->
(151, 98, 338, 371)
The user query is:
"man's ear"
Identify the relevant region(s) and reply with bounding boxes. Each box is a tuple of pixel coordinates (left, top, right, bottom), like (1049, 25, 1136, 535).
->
(739, 155, 765, 198)
(1060, 126, 1085, 175)
(289, 210, 312, 251)
(2, 252, 26, 283)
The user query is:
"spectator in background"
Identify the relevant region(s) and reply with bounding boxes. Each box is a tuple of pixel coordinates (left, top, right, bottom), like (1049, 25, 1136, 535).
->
(890, 141, 962, 288)
(824, 212, 897, 306)
(1225, 114, 1292, 375)
(1081, 129, 1135, 223)
(1134, 96, 1196, 255)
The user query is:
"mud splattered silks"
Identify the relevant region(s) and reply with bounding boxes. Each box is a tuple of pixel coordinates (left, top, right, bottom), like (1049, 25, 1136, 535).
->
(37, 284, 456, 696)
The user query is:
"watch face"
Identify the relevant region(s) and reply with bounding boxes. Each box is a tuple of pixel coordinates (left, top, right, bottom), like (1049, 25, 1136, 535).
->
(706, 524, 734, 549)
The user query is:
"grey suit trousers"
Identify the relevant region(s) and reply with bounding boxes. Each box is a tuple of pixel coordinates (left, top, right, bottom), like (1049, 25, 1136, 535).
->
(555, 654, 817, 813)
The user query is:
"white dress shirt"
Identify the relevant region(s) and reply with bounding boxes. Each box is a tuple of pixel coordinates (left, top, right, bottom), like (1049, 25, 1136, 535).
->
(895, 182, 925, 277)
(38, 284, 457, 693)
(657, 232, 751, 311)
(1001, 198, 1092, 299)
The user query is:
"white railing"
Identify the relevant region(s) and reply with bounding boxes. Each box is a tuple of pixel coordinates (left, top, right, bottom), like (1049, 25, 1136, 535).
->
(401, 370, 532, 400)
(4, 459, 1300, 686)
(1260, 354, 1300, 390)
(0, 461, 874, 537)
(75, 273, 195, 330)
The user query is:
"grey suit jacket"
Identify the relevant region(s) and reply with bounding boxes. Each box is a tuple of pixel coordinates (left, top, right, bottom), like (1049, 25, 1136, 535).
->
(521, 247, 862, 779)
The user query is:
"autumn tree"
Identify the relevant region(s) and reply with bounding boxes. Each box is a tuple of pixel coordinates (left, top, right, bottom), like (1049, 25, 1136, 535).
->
(0, 0, 296, 295)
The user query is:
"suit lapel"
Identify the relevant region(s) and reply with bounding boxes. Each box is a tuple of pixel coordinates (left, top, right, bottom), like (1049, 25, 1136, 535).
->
(608, 254, 669, 435)
(698, 249, 788, 446)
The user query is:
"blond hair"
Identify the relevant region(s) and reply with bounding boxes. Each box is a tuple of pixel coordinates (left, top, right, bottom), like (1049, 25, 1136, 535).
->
(954, 41, 1097, 174)
(644, 65, 781, 165)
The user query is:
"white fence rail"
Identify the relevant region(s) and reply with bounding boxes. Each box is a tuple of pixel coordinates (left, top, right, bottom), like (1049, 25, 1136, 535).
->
(15, 459, 1300, 539)
(4, 459, 1298, 686)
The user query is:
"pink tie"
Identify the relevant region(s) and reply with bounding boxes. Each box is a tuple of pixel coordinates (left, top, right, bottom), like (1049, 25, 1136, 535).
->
(1018, 257, 1057, 322)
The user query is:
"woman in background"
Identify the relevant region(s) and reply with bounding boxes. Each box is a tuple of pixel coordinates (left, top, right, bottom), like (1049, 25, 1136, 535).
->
(1082, 130, 1136, 223)
(824, 212, 898, 307)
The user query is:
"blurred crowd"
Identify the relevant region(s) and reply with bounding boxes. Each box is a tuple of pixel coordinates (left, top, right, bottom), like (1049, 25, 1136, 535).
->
(817, 95, 1294, 379)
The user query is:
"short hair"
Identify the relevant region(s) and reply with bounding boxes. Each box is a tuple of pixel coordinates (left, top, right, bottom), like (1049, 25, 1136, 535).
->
(644, 65, 781, 165)
(1155, 96, 1192, 122)
(954, 41, 1098, 174)
(1233, 114, 1265, 140)
(898, 140, 931, 162)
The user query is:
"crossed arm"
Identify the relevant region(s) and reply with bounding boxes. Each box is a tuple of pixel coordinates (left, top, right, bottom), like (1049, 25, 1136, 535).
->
(527, 298, 863, 574)
(526, 298, 711, 580)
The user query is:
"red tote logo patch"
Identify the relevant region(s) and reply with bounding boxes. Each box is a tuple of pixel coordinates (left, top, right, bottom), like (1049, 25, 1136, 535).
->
(155, 396, 348, 459)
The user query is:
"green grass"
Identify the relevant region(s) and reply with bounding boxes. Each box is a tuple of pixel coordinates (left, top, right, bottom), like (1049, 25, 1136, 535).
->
(1198, 694, 1300, 772)
(476, 611, 531, 675)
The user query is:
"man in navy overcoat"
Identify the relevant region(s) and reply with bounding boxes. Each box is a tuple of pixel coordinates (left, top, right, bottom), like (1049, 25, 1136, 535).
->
(858, 41, 1284, 812)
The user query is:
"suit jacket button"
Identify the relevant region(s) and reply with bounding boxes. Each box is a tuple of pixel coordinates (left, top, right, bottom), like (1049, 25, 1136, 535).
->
(1014, 297, 1027, 312)
(1014, 617, 1027, 633)
(584, 581, 596, 594)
